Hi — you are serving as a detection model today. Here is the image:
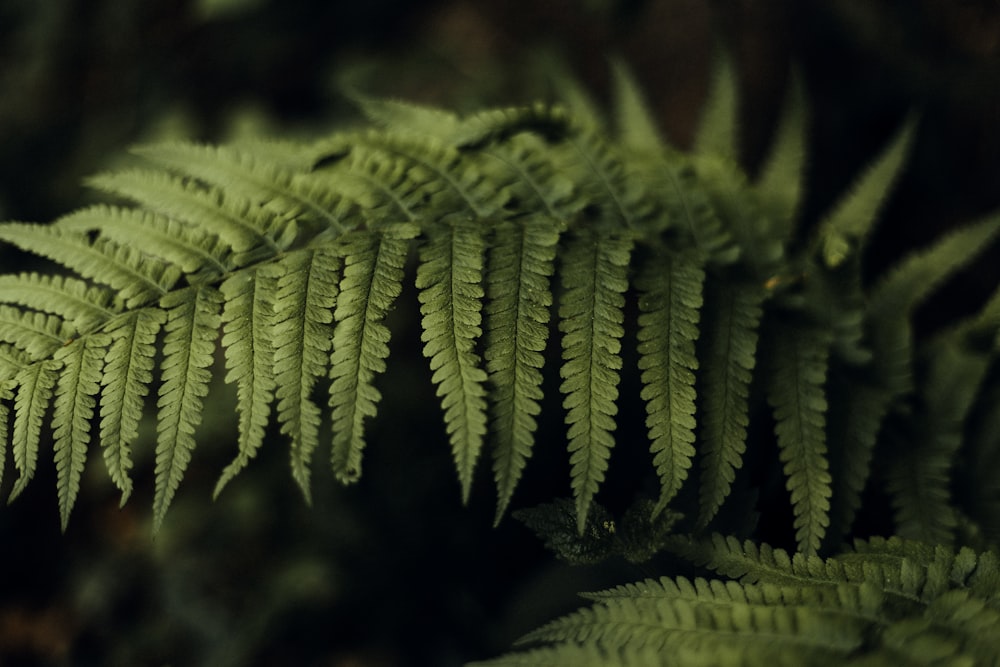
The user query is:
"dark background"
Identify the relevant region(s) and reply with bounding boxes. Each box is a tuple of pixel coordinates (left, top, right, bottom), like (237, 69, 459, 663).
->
(1, 1, 999, 665)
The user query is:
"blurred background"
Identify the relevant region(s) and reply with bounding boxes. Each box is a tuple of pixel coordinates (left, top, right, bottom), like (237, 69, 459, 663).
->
(1, 1, 999, 665)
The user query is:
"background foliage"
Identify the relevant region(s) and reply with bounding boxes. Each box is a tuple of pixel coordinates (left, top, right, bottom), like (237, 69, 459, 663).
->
(1, 1, 999, 665)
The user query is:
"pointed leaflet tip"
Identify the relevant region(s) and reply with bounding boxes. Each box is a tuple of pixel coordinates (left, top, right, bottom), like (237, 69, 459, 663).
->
(693, 48, 739, 161)
(610, 58, 664, 152)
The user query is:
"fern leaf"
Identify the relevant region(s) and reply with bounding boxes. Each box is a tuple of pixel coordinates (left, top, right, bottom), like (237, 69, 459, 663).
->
(886, 429, 959, 547)
(0, 306, 75, 360)
(51, 334, 106, 530)
(0, 343, 30, 378)
(265, 249, 340, 501)
(765, 323, 832, 555)
(817, 118, 917, 268)
(0, 274, 115, 333)
(87, 169, 280, 253)
(610, 60, 664, 153)
(214, 270, 278, 497)
(153, 286, 222, 531)
(450, 103, 573, 149)
(755, 71, 807, 231)
(559, 229, 633, 533)
(869, 213, 1000, 396)
(134, 143, 354, 234)
(99, 309, 165, 505)
(9, 359, 61, 501)
(57, 205, 232, 277)
(697, 281, 765, 528)
(0, 380, 12, 488)
(0, 223, 180, 308)
(486, 216, 560, 521)
(329, 224, 415, 483)
(347, 91, 461, 139)
(693, 51, 738, 161)
(826, 375, 893, 541)
(479, 134, 579, 220)
(417, 220, 489, 502)
(635, 248, 705, 515)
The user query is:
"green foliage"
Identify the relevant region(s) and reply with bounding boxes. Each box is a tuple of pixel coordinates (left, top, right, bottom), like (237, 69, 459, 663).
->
(480, 536, 1000, 666)
(2, 52, 1000, 665)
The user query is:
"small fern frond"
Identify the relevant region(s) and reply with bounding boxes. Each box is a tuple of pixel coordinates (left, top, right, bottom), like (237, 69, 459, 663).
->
(417, 220, 489, 501)
(765, 322, 833, 555)
(697, 281, 765, 528)
(755, 72, 807, 230)
(9, 359, 61, 501)
(266, 250, 340, 501)
(610, 60, 664, 153)
(153, 286, 222, 532)
(693, 51, 738, 162)
(0, 306, 76, 360)
(51, 335, 106, 531)
(635, 247, 704, 515)
(816, 117, 917, 268)
(0, 223, 181, 309)
(100, 309, 165, 505)
(214, 270, 277, 497)
(486, 216, 560, 522)
(134, 142, 353, 234)
(480, 134, 579, 220)
(87, 169, 281, 253)
(0, 274, 116, 333)
(559, 229, 633, 533)
(57, 205, 233, 277)
(0, 380, 12, 488)
(329, 224, 416, 483)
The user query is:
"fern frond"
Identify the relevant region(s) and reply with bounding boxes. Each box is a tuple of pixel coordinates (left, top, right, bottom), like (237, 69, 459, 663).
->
(417, 220, 489, 501)
(486, 216, 560, 522)
(765, 323, 832, 555)
(153, 286, 222, 532)
(99, 309, 165, 505)
(134, 143, 353, 234)
(51, 334, 106, 530)
(816, 117, 917, 268)
(697, 281, 765, 528)
(559, 229, 633, 533)
(329, 224, 416, 483)
(635, 248, 704, 515)
(0, 380, 12, 488)
(57, 205, 232, 277)
(755, 72, 807, 231)
(0, 274, 115, 333)
(266, 249, 340, 501)
(0, 306, 76, 360)
(479, 134, 580, 220)
(9, 359, 61, 501)
(87, 169, 281, 253)
(0, 223, 180, 308)
(348, 92, 461, 139)
(693, 51, 738, 162)
(214, 270, 277, 497)
(610, 60, 664, 153)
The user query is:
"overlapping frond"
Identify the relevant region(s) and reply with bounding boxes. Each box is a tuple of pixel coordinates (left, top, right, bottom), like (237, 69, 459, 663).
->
(559, 229, 633, 532)
(417, 219, 489, 501)
(486, 216, 561, 521)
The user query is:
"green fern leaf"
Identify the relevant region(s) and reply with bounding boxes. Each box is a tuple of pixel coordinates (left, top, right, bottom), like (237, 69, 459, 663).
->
(0, 307, 75, 360)
(610, 60, 664, 153)
(134, 143, 353, 234)
(755, 72, 807, 230)
(329, 224, 415, 483)
(153, 286, 222, 532)
(417, 220, 489, 501)
(87, 169, 282, 253)
(58, 205, 232, 277)
(99, 309, 165, 505)
(0, 380, 12, 488)
(0, 223, 181, 308)
(265, 249, 340, 501)
(559, 229, 633, 533)
(51, 334, 106, 530)
(486, 216, 560, 521)
(479, 134, 579, 220)
(214, 270, 278, 497)
(0, 274, 115, 333)
(9, 359, 61, 501)
(693, 51, 738, 162)
(816, 118, 917, 268)
(635, 248, 705, 515)
(697, 281, 765, 528)
(765, 323, 833, 555)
